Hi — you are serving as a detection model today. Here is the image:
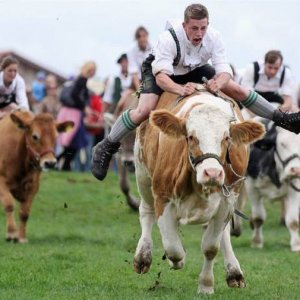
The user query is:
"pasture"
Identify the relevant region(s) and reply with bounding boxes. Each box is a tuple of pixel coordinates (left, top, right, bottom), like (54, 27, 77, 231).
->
(0, 171, 299, 300)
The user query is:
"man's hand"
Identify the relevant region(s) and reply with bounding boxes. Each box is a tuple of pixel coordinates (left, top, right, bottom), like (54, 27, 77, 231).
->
(181, 82, 197, 96)
(205, 78, 221, 94)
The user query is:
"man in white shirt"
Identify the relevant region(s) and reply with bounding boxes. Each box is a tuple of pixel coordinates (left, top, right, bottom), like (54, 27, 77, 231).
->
(103, 53, 133, 113)
(92, 3, 300, 181)
(127, 26, 152, 90)
(241, 50, 294, 112)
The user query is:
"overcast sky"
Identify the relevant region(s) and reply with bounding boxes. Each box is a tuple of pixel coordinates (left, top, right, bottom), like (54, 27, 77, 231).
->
(1, 0, 300, 81)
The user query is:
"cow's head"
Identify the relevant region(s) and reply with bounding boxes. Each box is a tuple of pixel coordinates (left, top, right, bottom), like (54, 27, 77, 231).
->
(275, 127, 300, 181)
(151, 104, 265, 187)
(11, 111, 74, 169)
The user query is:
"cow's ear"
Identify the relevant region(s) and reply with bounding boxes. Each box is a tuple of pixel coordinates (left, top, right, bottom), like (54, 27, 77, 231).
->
(10, 111, 33, 130)
(150, 109, 186, 138)
(56, 121, 74, 133)
(230, 120, 265, 145)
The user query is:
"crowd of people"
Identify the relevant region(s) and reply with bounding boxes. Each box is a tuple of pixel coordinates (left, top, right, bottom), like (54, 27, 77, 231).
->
(1, 3, 300, 173)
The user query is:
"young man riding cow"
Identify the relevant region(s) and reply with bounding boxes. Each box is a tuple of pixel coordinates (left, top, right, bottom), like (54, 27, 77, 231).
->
(92, 3, 300, 181)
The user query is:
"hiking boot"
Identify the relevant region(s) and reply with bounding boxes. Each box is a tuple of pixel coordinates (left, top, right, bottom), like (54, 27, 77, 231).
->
(272, 110, 300, 134)
(91, 137, 121, 181)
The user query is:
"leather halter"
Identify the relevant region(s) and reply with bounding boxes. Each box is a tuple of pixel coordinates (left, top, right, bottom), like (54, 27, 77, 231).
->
(275, 149, 300, 169)
(25, 136, 55, 169)
(275, 149, 300, 192)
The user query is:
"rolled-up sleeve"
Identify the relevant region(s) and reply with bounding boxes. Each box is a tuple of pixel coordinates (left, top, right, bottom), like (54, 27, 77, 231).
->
(211, 32, 232, 76)
(151, 32, 177, 76)
(16, 76, 29, 110)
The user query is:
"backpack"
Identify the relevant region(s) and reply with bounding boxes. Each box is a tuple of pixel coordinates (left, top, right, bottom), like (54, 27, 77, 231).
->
(253, 61, 286, 87)
(59, 82, 76, 107)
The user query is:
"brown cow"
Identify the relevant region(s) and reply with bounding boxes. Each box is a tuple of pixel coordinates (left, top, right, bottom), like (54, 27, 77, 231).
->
(0, 111, 73, 243)
(133, 89, 265, 294)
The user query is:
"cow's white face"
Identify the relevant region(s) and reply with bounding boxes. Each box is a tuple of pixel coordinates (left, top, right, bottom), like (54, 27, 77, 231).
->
(275, 127, 300, 181)
(186, 106, 231, 186)
(150, 104, 265, 188)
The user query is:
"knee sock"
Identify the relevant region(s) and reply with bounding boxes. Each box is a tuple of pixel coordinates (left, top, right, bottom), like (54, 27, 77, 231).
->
(108, 109, 137, 143)
(241, 91, 275, 119)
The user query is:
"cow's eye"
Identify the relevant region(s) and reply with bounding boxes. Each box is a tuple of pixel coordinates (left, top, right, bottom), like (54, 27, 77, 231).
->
(188, 136, 194, 142)
(32, 133, 39, 142)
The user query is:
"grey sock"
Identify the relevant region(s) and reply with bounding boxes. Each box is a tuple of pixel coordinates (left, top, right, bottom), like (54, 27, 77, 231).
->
(241, 91, 275, 119)
(108, 109, 137, 143)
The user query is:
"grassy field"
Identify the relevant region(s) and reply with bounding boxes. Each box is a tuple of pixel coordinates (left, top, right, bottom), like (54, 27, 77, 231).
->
(0, 171, 299, 300)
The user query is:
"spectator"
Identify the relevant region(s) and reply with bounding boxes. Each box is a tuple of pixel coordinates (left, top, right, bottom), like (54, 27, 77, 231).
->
(32, 71, 46, 104)
(128, 26, 152, 90)
(37, 74, 61, 119)
(56, 61, 96, 171)
(103, 53, 133, 113)
(0, 55, 29, 118)
(241, 50, 294, 112)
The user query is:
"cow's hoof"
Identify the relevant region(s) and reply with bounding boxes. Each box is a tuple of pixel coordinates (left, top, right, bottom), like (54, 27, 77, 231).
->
(18, 238, 28, 244)
(231, 227, 242, 237)
(226, 271, 246, 288)
(252, 235, 263, 248)
(198, 285, 214, 294)
(6, 232, 18, 242)
(291, 241, 300, 252)
(168, 256, 185, 270)
(133, 244, 152, 274)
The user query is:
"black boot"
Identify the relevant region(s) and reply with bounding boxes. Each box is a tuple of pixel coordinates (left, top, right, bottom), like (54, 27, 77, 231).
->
(272, 110, 300, 134)
(91, 137, 121, 180)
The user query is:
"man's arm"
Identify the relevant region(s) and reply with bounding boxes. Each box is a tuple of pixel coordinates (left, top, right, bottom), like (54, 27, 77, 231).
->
(280, 95, 293, 112)
(206, 72, 231, 93)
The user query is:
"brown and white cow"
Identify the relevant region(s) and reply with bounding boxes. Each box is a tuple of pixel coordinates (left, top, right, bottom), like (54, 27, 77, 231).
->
(133, 90, 265, 294)
(0, 111, 73, 243)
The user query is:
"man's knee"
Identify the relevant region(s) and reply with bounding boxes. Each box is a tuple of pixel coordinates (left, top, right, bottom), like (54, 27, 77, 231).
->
(222, 80, 248, 100)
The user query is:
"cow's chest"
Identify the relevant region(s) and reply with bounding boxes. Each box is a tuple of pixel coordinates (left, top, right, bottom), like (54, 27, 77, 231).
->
(9, 171, 40, 202)
(172, 192, 222, 225)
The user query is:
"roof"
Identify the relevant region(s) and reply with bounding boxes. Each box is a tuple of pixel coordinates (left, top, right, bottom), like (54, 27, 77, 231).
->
(0, 50, 67, 83)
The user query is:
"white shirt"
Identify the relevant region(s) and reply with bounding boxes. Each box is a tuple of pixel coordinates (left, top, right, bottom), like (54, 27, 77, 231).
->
(151, 19, 232, 77)
(103, 72, 133, 104)
(127, 43, 152, 79)
(241, 61, 294, 96)
(0, 72, 29, 109)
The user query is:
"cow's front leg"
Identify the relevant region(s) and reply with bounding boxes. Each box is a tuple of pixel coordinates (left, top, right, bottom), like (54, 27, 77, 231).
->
(221, 223, 245, 288)
(157, 202, 185, 270)
(198, 197, 232, 295)
(0, 178, 17, 241)
(18, 197, 34, 243)
(247, 181, 265, 248)
(285, 188, 300, 252)
(134, 200, 155, 274)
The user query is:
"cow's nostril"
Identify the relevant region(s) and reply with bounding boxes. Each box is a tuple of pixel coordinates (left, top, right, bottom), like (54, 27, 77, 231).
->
(204, 168, 222, 179)
(44, 161, 57, 169)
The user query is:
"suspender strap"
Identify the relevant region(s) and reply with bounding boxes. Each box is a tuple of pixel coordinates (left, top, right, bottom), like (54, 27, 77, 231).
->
(279, 66, 285, 87)
(168, 28, 181, 66)
(253, 61, 260, 86)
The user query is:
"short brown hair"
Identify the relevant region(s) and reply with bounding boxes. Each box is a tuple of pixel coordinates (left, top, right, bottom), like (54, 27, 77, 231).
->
(184, 3, 209, 22)
(265, 50, 283, 64)
(0, 55, 19, 71)
(134, 26, 148, 40)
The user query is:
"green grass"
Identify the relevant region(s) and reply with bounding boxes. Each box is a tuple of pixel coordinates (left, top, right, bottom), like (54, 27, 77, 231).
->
(0, 171, 299, 300)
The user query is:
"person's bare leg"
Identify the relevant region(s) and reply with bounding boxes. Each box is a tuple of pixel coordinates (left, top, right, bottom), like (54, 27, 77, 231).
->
(91, 93, 159, 181)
